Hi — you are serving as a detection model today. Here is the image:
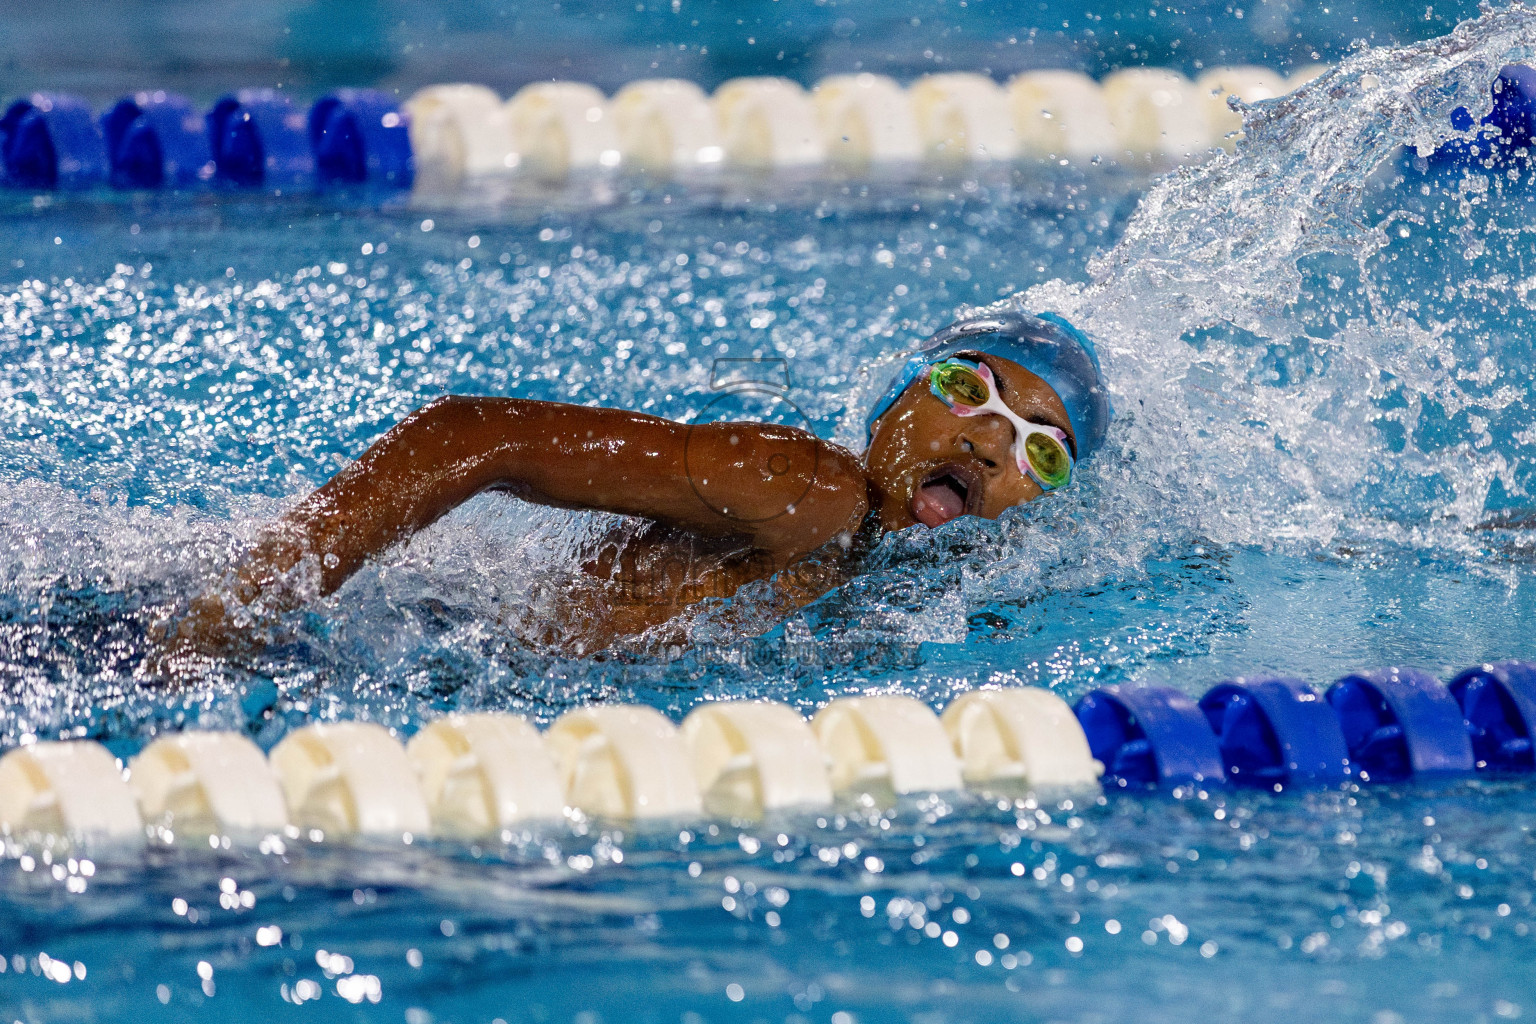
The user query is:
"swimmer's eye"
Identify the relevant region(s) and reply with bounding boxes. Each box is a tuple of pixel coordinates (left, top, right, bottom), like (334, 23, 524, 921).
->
(1024, 431, 1072, 489)
(929, 361, 989, 407)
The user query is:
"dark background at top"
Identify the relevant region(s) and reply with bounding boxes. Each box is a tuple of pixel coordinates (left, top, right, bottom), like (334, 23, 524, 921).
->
(0, 0, 1490, 103)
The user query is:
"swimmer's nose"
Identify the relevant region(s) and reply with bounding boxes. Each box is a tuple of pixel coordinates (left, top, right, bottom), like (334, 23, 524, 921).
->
(960, 437, 996, 469)
(960, 419, 1013, 470)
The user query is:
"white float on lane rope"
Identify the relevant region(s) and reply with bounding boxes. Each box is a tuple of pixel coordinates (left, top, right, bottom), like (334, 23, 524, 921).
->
(129, 731, 288, 836)
(269, 722, 431, 838)
(407, 712, 564, 836)
(812, 695, 963, 796)
(0, 741, 144, 843)
(1008, 70, 1118, 161)
(1195, 66, 1288, 150)
(682, 701, 833, 818)
(1286, 64, 1332, 88)
(404, 84, 516, 187)
(1101, 68, 1212, 161)
(546, 705, 703, 819)
(612, 79, 723, 174)
(713, 77, 826, 169)
(812, 73, 921, 167)
(942, 688, 1101, 791)
(504, 82, 621, 180)
(909, 73, 1019, 163)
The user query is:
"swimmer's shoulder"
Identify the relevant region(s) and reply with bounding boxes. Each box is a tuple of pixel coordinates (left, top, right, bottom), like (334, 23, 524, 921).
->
(768, 432, 873, 555)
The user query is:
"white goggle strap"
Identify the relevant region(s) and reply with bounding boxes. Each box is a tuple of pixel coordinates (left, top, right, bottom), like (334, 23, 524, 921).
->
(949, 361, 1074, 487)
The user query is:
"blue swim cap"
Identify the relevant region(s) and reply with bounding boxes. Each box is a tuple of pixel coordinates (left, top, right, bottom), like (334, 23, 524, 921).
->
(865, 310, 1113, 460)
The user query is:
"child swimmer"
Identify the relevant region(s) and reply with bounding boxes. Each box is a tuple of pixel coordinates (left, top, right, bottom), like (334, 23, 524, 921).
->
(166, 309, 1111, 657)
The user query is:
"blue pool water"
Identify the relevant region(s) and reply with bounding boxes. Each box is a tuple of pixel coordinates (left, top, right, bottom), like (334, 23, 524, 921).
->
(0, 0, 1491, 101)
(7, 4, 1536, 1022)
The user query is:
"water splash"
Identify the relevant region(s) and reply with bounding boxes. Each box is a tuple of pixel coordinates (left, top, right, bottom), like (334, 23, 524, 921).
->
(1023, 4, 1536, 549)
(849, 5, 1536, 667)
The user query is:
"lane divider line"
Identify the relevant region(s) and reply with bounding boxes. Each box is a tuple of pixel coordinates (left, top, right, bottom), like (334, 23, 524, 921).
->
(1076, 684, 1227, 788)
(1328, 668, 1476, 780)
(15, 63, 1533, 195)
(503, 81, 620, 181)
(206, 88, 316, 189)
(129, 731, 287, 837)
(1008, 70, 1118, 162)
(402, 83, 515, 188)
(268, 721, 432, 838)
(0, 740, 144, 843)
(908, 72, 1019, 164)
(1450, 662, 1536, 771)
(812, 73, 922, 168)
(1, 665, 1534, 847)
(0, 65, 1358, 196)
(1197, 677, 1351, 787)
(545, 705, 703, 820)
(714, 76, 826, 170)
(612, 78, 724, 174)
(811, 694, 964, 797)
(682, 700, 833, 819)
(942, 688, 1100, 792)
(406, 712, 566, 837)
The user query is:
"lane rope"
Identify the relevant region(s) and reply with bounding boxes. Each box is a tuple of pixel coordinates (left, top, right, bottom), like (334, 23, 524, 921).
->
(14, 62, 1532, 197)
(1, 660, 1532, 845)
(0, 65, 1367, 195)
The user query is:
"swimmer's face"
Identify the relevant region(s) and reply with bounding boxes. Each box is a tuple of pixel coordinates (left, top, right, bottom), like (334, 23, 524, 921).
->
(864, 353, 1076, 531)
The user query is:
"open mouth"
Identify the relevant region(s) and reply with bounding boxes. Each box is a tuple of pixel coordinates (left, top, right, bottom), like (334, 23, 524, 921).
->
(910, 464, 980, 528)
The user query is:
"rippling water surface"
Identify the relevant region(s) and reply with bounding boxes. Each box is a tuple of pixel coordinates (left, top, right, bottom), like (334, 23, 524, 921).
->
(6, 7, 1536, 1022)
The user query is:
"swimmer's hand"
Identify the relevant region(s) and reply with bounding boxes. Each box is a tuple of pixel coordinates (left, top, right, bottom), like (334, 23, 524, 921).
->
(142, 528, 312, 681)
(142, 594, 244, 683)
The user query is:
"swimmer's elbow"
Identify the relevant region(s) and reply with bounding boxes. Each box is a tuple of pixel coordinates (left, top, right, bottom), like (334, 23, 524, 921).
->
(401, 394, 523, 441)
(415, 393, 485, 422)
(414, 394, 554, 433)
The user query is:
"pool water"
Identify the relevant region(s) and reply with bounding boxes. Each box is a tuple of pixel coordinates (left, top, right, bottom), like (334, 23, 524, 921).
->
(6, 6, 1536, 1023)
(0, 0, 1490, 101)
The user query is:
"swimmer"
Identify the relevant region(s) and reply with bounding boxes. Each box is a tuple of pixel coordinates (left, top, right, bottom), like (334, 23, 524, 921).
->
(162, 309, 1110, 660)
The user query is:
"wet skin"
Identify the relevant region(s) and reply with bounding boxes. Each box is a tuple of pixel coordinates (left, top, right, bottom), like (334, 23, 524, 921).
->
(864, 352, 1076, 532)
(167, 351, 1075, 658)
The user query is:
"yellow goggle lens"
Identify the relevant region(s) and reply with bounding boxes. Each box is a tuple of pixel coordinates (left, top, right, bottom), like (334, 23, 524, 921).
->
(1024, 432, 1072, 488)
(930, 362, 989, 407)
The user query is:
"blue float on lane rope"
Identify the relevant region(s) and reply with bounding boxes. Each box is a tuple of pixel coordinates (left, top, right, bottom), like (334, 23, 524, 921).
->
(102, 92, 213, 189)
(1199, 677, 1352, 787)
(309, 89, 413, 189)
(1325, 668, 1474, 781)
(1441, 64, 1536, 163)
(0, 93, 107, 189)
(1449, 661, 1536, 772)
(207, 89, 315, 189)
(1074, 685, 1226, 789)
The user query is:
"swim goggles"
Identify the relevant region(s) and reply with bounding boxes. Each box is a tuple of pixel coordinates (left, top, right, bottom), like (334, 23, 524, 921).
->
(928, 358, 1075, 491)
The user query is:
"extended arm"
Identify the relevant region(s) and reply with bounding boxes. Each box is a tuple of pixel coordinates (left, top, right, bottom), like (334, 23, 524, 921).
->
(172, 396, 868, 645)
